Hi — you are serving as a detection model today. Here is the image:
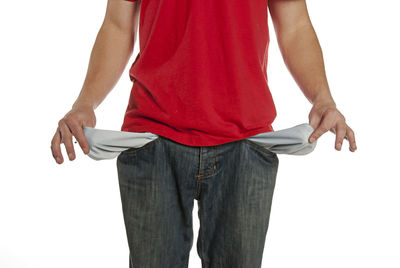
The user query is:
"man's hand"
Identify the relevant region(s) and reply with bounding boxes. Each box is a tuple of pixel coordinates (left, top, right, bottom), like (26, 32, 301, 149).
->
(308, 101, 357, 152)
(50, 104, 96, 164)
(268, 0, 357, 152)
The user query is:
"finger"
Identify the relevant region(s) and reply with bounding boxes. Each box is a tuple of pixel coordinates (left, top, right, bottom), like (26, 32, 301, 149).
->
(51, 126, 64, 164)
(346, 126, 357, 152)
(68, 122, 90, 155)
(59, 120, 76, 161)
(309, 113, 335, 143)
(334, 122, 347, 151)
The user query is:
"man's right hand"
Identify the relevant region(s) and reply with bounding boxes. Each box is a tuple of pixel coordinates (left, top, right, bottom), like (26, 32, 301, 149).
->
(51, 104, 97, 164)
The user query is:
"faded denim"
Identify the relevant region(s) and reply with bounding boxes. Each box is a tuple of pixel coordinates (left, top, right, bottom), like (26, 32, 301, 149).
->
(116, 134, 280, 268)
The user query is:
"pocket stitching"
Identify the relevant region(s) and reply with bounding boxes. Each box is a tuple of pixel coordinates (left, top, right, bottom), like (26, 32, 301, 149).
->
(121, 136, 161, 155)
(244, 139, 275, 156)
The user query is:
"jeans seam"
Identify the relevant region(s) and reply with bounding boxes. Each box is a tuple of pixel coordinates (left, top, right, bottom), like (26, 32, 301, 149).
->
(195, 181, 201, 200)
(198, 200, 206, 264)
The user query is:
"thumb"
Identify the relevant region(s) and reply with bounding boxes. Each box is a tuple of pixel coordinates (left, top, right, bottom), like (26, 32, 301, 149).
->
(309, 112, 321, 130)
(308, 114, 321, 143)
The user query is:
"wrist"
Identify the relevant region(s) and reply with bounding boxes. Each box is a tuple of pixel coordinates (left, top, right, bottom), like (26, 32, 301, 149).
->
(312, 92, 336, 107)
(72, 100, 96, 110)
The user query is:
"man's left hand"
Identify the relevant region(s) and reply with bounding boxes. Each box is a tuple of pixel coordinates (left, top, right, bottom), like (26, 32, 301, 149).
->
(308, 101, 357, 152)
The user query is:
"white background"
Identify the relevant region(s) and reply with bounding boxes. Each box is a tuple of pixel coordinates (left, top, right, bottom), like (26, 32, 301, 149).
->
(1, 0, 399, 267)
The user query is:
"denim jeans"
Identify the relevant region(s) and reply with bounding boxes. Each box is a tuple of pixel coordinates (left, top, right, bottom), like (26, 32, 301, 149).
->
(116, 134, 279, 268)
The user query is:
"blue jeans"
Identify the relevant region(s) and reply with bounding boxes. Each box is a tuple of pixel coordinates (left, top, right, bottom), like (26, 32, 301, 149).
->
(116, 134, 279, 268)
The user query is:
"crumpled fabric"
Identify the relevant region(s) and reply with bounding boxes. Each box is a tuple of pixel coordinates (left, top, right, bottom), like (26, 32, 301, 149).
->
(83, 123, 317, 161)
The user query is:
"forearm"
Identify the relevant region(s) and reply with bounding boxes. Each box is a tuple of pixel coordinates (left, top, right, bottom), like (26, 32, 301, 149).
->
(72, 21, 135, 110)
(276, 23, 335, 106)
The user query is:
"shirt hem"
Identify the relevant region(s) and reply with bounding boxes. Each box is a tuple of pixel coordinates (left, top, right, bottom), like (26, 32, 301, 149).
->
(121, 124, 275, 147)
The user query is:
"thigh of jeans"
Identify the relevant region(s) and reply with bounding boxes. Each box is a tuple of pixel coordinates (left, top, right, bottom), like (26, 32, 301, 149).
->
(197, 139, 279, 268)
(116, 137, 194, 268)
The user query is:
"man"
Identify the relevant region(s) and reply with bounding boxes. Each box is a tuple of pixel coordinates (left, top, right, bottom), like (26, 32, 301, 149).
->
(50, 0, 357, 267)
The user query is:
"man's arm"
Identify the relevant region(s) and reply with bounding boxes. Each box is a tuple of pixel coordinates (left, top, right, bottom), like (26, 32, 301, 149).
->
(72, 0, 141, 110)
(51, 0, 141, 164)
(268, 0, 357, 152)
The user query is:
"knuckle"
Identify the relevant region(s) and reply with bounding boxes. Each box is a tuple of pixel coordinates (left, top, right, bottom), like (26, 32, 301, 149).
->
(325, 109, 333, 115)
(64, 114, 77, 124)
(337, 127, 346, 134)
(63, 117, 73, 125)
(64, 113, 73, 120)
(326, 108, 336, 115)
(320, 125, 329, 132)
(68, 118, 79, 126)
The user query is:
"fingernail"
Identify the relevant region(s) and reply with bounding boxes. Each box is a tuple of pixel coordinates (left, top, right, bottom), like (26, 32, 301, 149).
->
(309, 137, 315, 143)
(69, 153, 74, 159)
(56, 157, 60, 163)
(337, 143, 342, 150)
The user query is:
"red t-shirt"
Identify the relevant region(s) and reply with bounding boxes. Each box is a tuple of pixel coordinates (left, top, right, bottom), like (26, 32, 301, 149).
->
(121, 0, 276, 146)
